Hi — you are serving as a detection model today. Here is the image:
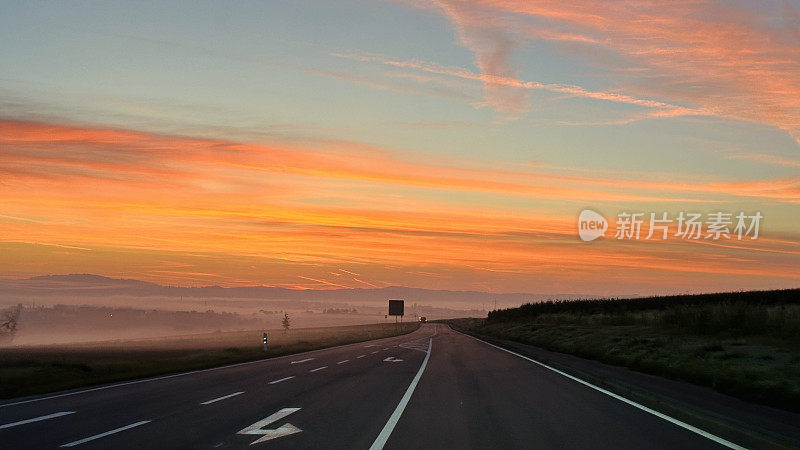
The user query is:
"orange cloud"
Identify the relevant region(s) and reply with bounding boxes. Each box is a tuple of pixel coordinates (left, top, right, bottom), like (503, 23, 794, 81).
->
(4, 119, 799, 204)
(2, 119, 799, 292)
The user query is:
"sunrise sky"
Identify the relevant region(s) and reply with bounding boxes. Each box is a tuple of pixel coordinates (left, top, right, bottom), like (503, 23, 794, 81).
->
(1, 0, 799, 295)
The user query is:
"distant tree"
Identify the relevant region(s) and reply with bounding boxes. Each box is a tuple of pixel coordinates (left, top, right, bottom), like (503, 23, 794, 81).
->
(282, 313, 291, 333)
(0, 304, 22, 344)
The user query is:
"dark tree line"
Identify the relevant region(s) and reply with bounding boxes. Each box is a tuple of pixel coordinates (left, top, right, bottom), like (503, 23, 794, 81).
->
(487, 289, 800, 323)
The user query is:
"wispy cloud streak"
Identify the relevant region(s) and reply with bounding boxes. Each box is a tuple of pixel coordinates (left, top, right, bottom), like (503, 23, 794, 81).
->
(334, 51, 706, 117)
(414, 0, 800, 143)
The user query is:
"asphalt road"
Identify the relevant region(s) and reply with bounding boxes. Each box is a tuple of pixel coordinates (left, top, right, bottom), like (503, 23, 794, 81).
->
(0, 324, 741, 449)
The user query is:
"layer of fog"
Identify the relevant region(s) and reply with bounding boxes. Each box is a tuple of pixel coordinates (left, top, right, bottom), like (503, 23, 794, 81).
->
(0, 296, 485, 346)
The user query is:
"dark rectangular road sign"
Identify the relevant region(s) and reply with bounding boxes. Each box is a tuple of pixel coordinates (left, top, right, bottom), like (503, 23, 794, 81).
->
(388, 300, 404, 316)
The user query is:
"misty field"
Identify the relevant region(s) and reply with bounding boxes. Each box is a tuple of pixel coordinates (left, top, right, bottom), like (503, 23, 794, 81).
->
(449, 289, 800, 411)
(0, 322, 419, 400)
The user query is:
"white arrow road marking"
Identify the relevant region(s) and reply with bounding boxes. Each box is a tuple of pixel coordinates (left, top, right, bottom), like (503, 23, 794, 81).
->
(400, 339, 432, 353)
(290, 358, 314, 365)
(269, 376, 295, 385)
(0, 411, 75, 430)
(383, 357, 403, 363)
(337, 359, 349, 364)
(309, 366, 327, 373)
(238, 408, 302, 445)
(201, 391, 244, 405)
(60, 420, 151, 447)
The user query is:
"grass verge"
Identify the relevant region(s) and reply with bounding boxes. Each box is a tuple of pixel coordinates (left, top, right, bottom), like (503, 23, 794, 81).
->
(0, 322, 419, 400)
(447, 289, 800, 412)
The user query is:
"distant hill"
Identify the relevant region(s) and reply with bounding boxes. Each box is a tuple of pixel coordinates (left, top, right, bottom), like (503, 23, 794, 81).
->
(28, 274, 158, 287)
(0, 274, 598, 306)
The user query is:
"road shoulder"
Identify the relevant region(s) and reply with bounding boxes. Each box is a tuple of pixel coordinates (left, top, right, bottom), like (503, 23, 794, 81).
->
(456, 327, 800, 449)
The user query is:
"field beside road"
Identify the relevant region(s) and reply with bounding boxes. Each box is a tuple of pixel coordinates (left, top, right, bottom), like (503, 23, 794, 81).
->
(0, 321, 419, 399)
(448, 289, 800, 411)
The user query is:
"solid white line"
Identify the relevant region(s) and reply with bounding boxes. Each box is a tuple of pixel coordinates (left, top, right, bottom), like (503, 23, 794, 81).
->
(357, 355, 366, 358)
(337, 359, 349, 364)
(269, 376, 296, 385)
(1, 330, 423, 409)
(290, 358, 315, 365)
(369, 338, 432, 450)
(59, 420, 151, 447)
(0, 411, 75, 429)
(459, 330, 746, 450)
(309, 366, 328, 373)
(200, 391, 244, 405)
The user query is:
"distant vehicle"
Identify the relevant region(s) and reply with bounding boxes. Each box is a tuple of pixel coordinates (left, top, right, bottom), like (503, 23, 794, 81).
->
(419, 316, 427, 323)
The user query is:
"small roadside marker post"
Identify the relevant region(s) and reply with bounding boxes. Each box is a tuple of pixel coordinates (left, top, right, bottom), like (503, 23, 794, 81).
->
(262, 332, 268, 351)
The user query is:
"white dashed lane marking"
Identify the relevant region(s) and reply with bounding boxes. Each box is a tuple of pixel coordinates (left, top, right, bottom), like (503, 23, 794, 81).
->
(60, 420, 151, 447)
(0, 411, 75, 430)
(290, 358, 314, 365)
(269, 376, 296, 385)
(200, 392, 244, 405)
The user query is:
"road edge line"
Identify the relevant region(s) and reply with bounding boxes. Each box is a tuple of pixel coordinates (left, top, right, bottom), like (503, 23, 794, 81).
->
(455, 328, 745, 450)
(369, 337, 432, 450)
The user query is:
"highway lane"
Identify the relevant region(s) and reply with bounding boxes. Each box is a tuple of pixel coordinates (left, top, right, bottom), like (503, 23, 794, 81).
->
(0, 327, 433, 449)
(386, 325, 733, 449)
(0, 324, 744, 449)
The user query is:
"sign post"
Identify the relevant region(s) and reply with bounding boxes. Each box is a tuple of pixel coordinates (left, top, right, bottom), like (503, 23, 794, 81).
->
(388, 299, 404, 331)
(262, 332, 268, 351)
